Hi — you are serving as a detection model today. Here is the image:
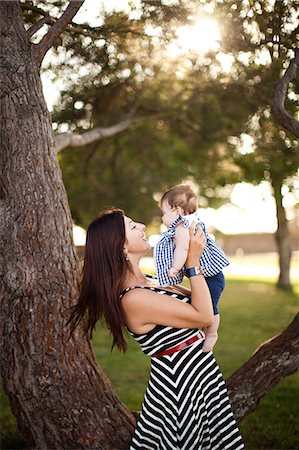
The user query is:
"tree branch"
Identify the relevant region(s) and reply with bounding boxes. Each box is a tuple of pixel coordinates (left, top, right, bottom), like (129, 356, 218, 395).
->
(54, 112, 166, 152)
(227, 313, 299, 423)
(273, 49, 299, 138)
(55, 118, 133, 152)
(27, 14, 51, 38)
(34, 0, 85, 67)
(22, 2, 145, 41)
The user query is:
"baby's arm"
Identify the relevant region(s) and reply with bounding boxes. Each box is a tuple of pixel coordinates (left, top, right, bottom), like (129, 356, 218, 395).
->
(168, 224, 190, 277)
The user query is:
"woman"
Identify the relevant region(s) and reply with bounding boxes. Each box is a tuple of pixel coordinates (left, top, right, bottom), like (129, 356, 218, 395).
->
(69, 209, 244, 450)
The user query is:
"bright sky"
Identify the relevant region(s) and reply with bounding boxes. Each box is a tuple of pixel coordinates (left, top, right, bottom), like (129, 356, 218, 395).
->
(200, 182, 278, 234)
(42, 0, 298, 235)
(168, 17, 221, 57)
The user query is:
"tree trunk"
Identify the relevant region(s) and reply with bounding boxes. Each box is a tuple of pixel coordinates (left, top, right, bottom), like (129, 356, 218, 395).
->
(0, 3, 135, 449)
(273, 49, 299, 138)
(271, 176, 293, 289)
(227, 313, 299, 422)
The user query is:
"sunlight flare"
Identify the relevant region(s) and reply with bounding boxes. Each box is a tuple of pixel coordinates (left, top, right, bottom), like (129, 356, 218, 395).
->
(168, 17, 221, 57)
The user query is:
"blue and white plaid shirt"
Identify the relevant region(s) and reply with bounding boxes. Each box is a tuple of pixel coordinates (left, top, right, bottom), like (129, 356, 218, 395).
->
(154, 213, 229, 287)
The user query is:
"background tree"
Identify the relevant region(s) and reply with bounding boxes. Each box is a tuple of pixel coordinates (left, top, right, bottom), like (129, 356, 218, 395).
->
(210, 0, 299, 289)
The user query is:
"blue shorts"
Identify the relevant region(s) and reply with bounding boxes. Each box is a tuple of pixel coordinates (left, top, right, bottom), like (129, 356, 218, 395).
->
(205, 271, 225, 315)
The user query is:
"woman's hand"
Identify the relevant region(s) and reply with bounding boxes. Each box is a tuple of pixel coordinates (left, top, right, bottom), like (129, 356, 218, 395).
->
(185, 222, 206, 268)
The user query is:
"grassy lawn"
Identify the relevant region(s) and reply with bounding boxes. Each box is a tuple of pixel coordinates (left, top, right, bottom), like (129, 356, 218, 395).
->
(1, 255, 298, 449)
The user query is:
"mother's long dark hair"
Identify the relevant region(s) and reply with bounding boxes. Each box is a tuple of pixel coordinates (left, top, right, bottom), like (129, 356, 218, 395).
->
(68, 209, 130, 352)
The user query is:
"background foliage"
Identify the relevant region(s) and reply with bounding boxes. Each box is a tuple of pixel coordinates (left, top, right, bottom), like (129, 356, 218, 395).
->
(33, 0, 295, 228)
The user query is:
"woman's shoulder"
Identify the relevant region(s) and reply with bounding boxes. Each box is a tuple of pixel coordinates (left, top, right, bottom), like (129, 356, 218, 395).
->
(120, 284, 156, 298)
(120, 283, 190, 301)
(120, 275, 156, 295)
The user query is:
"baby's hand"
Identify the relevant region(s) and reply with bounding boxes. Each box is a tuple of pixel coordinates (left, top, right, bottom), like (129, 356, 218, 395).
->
(168, 267, 179, 278)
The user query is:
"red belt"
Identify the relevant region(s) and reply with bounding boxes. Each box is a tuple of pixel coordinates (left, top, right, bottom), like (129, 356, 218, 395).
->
(151, 334, 202, 358)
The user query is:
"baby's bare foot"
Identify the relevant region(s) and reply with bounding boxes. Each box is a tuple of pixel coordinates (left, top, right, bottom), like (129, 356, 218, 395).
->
(202, 333, 218, 353)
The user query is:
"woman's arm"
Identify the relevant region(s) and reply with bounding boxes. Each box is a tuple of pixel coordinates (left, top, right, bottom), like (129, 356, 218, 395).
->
(122, 223, 213, 334)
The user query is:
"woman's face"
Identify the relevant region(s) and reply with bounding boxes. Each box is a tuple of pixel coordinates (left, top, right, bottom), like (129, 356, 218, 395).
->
(161, 201, 179, 228)
(124, 216, 150, 256)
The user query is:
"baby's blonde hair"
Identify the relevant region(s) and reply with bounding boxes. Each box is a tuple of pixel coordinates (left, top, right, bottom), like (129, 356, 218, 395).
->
(160, 184, 198, 215)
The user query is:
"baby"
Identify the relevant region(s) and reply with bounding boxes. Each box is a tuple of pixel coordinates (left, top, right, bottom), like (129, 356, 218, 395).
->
(154, 184, 229, 352)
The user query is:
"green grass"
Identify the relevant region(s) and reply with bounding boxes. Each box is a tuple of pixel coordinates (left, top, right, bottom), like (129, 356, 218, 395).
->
(214, 279, 299, 450)
(1, 271, 299, 449)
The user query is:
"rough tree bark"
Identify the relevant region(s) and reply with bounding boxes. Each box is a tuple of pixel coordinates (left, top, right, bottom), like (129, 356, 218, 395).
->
(0, 2, 135, 449)
(227, 313, 299, 422)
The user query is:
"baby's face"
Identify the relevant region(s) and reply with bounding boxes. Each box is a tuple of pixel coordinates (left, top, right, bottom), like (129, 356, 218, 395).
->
(161, 201, 179, 228)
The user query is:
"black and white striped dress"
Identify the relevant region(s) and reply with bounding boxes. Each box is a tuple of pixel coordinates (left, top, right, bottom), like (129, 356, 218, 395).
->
(120, 285, 244, 450)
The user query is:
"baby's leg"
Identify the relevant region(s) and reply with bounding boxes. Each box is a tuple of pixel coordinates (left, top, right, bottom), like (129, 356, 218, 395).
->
(202, 314, 220, 352)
